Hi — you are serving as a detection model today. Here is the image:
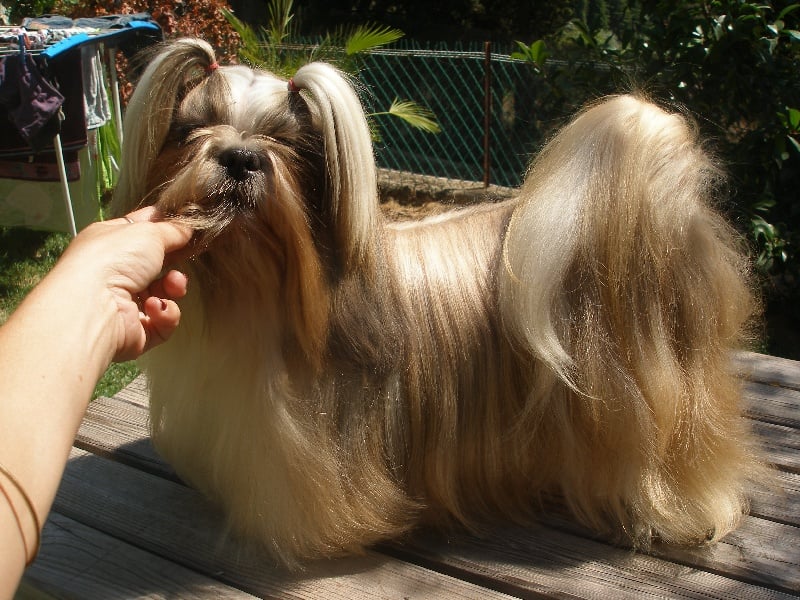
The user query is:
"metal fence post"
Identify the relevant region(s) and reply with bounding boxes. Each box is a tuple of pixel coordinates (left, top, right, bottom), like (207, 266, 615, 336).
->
(483, 41, 491, 188)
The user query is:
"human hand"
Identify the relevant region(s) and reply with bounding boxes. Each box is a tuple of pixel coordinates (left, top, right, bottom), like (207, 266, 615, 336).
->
(52, 206, 193, 363)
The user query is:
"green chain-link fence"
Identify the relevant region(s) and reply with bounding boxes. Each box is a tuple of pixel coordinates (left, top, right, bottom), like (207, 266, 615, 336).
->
(281, 40, 575, 191)
(360, 41, 545, 189)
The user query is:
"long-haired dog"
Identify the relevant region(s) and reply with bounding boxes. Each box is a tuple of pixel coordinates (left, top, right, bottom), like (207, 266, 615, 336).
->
(113, 38, 765, 566)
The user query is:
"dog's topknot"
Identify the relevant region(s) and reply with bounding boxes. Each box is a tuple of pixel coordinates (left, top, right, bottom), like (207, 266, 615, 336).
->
(287, 62, 381, 272)
(113, 39, 220, 216)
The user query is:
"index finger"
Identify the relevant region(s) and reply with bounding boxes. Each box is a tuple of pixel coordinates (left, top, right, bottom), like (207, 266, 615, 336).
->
(122, 206, 193, 255)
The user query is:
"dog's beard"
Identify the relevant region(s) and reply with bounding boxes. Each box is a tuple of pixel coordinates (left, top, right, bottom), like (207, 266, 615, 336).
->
(147, 124, 320, 256)
(154, 156, 267, 250)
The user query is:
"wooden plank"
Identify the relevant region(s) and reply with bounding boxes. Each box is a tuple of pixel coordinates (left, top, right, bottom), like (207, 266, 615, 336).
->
(111, 373, 150, 408)
(83, 392, 800, 524)
(77, 394, 177, 481)
(53, 448, 516, 600)
(385, 526, 797, 600)
(750, 420, 800, 474)
(735, 352, 800, 391)
(115, 365, 800, 436)
(524, 508, 800, 596)
(81, 362, 800, 597)
(22, 512, 256, 599)
(743, 380, 800, 429)
(648, 515, 800, 595)
(96, 379, 800, 471)
(123, 356, 800, 404)
(748, 470, 800, 527)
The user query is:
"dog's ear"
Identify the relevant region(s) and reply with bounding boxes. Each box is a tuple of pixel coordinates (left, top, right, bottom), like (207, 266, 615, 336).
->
(290, 63, 380, 273)
(112, 39, 219, 217)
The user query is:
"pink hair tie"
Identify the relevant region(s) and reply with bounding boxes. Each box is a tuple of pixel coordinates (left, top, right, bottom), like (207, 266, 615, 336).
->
(288, 78, 300, 92)
(206, 62, 219, 74)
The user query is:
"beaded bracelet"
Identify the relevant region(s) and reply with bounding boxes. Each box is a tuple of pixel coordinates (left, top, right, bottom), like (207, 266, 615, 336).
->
(0, 462, 41, 566)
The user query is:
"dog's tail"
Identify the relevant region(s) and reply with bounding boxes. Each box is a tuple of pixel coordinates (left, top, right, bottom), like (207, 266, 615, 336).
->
(500, 94, 764, 545)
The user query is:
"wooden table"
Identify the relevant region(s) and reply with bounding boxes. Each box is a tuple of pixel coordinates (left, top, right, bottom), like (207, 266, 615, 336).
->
(17, 352, 800, 599)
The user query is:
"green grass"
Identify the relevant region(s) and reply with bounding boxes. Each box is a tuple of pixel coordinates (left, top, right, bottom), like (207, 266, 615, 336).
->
(0, 227, 140, 399)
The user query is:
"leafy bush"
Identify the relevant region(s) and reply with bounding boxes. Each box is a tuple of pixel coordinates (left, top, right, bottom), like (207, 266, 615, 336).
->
(5, 0, 53, 23)
(54, 0, 239, 58)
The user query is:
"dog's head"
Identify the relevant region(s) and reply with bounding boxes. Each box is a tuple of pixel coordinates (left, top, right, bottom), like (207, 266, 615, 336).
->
(113, 39, 393, 364)
(113, 38, 380, 273)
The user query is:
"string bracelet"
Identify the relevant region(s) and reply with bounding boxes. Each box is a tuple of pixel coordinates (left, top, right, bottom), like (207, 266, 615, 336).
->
(0, 461, 41, 566)
(0, 482, 29, 562)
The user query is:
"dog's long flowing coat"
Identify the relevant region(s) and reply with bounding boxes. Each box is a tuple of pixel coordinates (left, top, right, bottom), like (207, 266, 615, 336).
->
(114, 39, 765, 566)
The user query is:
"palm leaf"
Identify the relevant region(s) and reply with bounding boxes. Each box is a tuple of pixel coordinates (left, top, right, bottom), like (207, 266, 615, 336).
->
(222, 8, 259, 50)
(371, 99, 441, 134)
(345, 24, 404, 55)
(222, 6, 439, 137)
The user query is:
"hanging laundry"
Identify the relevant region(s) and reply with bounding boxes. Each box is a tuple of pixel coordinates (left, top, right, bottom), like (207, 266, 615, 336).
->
(81, 46, 110, 130)
(0, 48, 86, 180)
(0, 51, 64, 152)
(0, 14, 162, 233)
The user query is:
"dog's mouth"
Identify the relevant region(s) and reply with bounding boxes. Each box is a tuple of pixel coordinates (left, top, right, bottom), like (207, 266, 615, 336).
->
(146, 119, 322, 257)
(149, 136, 277, 250)
(169, 180, 271, 254)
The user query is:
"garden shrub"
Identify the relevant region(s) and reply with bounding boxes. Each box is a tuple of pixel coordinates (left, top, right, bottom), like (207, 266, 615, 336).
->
(51, 0, 240, 101)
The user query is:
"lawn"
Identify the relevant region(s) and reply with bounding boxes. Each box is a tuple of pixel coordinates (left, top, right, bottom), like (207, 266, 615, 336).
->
(0, 226, 140, 399)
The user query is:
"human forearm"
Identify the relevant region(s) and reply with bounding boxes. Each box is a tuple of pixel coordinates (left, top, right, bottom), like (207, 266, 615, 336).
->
(0, 209, 191, 596)
(0, 264, 118, 591)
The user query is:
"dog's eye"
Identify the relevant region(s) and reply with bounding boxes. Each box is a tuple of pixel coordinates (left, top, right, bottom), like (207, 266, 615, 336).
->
(167, 121, 202, 144)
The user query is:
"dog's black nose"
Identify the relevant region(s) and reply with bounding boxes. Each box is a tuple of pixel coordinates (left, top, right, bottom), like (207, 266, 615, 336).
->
(218, 148, 263, 181)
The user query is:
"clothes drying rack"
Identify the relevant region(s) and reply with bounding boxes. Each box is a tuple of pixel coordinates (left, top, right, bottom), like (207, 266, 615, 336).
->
(0, 18, 161, 235)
